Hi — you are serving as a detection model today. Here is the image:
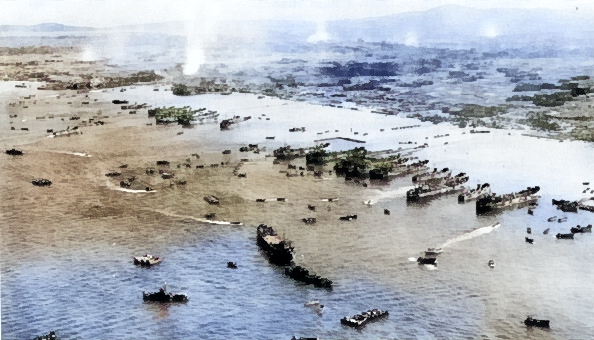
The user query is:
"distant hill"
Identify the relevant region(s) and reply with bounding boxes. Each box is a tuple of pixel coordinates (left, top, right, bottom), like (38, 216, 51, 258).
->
(0, 23, 96, 32)
(326, 5, 594, 49)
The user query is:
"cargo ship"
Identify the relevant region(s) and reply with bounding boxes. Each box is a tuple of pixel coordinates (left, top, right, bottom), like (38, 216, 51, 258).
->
(256, 224, 294, 266)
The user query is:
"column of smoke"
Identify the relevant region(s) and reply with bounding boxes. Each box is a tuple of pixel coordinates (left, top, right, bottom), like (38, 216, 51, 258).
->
(183, 12, 219, 76)
(307, 20, 331, 43)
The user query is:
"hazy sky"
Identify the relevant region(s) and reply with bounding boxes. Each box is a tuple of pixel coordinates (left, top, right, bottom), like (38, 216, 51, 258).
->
(1, 0, 592, 27)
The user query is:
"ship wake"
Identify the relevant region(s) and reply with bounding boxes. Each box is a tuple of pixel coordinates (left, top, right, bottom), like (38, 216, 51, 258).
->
(440, 222, 500, 248)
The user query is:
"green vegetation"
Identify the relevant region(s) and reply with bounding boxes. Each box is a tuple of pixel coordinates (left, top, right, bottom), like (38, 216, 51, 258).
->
(305, 146, 329, 165)
(521, 113, 561, 132)
(449, 104, 507, 118)
(148, 106, 198, 126)
(99, 71, 163, 88)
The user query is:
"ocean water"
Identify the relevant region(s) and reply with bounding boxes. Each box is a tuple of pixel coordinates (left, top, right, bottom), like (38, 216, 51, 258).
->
(2, 88, 594, 339)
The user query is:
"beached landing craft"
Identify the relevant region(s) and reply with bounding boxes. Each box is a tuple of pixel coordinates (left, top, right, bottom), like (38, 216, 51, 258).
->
(132, 254, 161, 266)
(476, 186, 541, 214)
(412, 167, 451, 183)
(340, 309, 389, 328)
(406, 173, 469, 201)
(256, 224, 294, 266)
(458, 183, 491, 203)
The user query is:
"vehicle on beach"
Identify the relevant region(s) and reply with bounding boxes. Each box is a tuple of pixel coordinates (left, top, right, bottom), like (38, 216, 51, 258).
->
(133, 254, 161, 266)
(204, 195, 220, 204)
(340, 309, 389, 328)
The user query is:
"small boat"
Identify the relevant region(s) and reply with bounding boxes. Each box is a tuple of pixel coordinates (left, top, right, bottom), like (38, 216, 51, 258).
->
(227, 261, 238, 269)
(424, 248, 443, 256)
(525, 237, 534, 244)
(556, 233, 574, 239)
(583, 182, 590, 185)
(547, 216, 557, 222)
(488, 260, 495, 268)
(384, 209, 390, 215)
(133, 254, 161, 266)
(571, 224, 592, 233)
(33, 330, 57, 340)
(417, 257, 437, 265)
(543, 228, 550, 235)
(265, 136, 275, 140)
(557, 217, 567, 223)
(524, 316, 550, 328)
(526, 227, 532, 234)
(5, 148, 23, 156)
(143, 286, 188, 303)
(340, 309, 389, 328)
(204, 195, 220, 204)
(32, 178, 52, 187)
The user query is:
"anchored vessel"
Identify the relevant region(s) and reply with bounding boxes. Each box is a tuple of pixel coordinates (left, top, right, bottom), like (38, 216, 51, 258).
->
(524, 316, 550, 328)
(458, 183, 491, 203)
(132, 254, 161, 266)
(476, 186, 541, 214)
(256, 224, 294, 265)
(407, 172, 469, 201)
(143, 289, 187, 303)
(340, 309, 389, 328)
(285, 265, 332, 288)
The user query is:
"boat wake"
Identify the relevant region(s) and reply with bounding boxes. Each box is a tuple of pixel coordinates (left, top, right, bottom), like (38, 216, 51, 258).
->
(440, 222, 500, 248)
(105, 180, 156, 193)
(374, 186, 417, 201)
(153, 210, 243, 226)
(51, 150, 92, 157)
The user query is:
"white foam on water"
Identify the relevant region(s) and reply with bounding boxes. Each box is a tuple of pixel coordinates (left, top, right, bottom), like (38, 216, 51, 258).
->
(440, 222, 501, 248)
(408, 257, 418, 262)
(375, 186, 416, 201)
(51, 150, 91, 157)
(115, 188, 157, 193)
(153, 210, 242, 226)
(425, 264, 438, 270)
